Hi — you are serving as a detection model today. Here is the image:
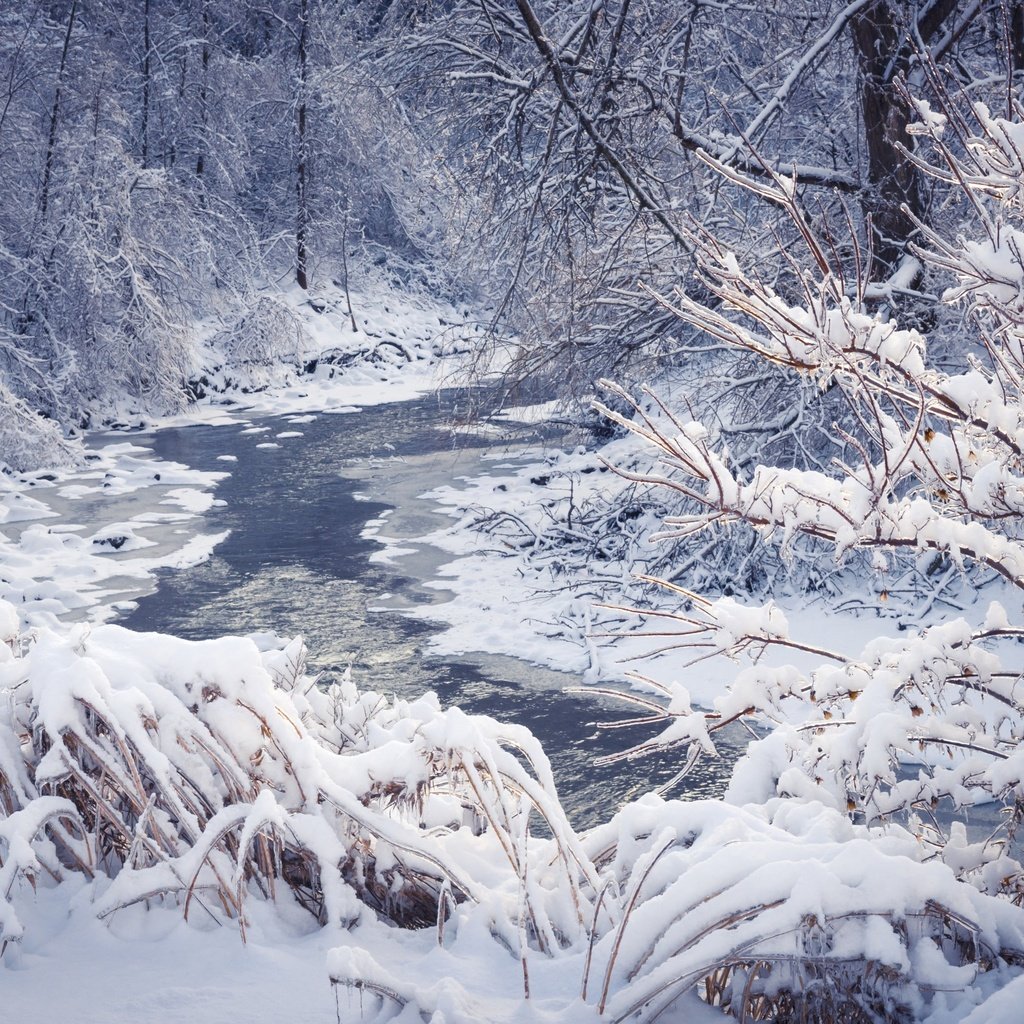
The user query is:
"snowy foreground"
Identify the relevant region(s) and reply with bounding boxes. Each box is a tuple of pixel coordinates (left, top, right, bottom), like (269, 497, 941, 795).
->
(4, 285, 1024, 1022)
(5, 618, 1024, 1024)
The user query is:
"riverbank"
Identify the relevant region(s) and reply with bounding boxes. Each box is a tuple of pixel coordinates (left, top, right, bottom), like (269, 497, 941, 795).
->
(0, 278, 485, 631)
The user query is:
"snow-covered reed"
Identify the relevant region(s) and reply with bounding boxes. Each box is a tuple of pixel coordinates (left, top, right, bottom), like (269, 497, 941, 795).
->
(0, 611, 590, 958)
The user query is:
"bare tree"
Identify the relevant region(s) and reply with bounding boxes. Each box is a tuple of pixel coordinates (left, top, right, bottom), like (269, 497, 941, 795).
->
(387, 0, 1006, 395)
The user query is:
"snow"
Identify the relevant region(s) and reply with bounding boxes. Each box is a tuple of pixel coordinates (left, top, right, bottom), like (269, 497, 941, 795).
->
(3, 888, 342, 1024)
(0, 443, 229, 630)
(172, 278, 491, 426)
(161, 487, 217, 513)
(4, 276, 1024, 1023)
(0, 599, 19, 641)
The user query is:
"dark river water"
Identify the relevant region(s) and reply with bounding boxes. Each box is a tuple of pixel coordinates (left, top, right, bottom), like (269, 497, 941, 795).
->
(117, 391, 742, 828)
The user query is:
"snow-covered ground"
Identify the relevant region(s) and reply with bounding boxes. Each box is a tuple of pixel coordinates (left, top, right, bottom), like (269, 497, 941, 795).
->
(0, 442, 229, 630)
(184, 278, 491, 419)
(4, 282, 1024, 1024)
(364, 401, 1024, 711)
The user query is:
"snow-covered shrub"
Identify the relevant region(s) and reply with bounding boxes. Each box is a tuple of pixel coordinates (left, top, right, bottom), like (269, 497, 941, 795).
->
(0, 616, 591, 955)
(215, 294, 314, 374)
(8, 607, 1018, 1021)
(586, 97, 1024, 993)
(581, 797, 1024, 1024)
(0, 382, 77, 473)
(320, 784, 1024, 1023)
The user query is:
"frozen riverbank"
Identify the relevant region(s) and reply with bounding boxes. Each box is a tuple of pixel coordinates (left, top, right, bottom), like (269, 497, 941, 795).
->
(0, 280, 484, 629)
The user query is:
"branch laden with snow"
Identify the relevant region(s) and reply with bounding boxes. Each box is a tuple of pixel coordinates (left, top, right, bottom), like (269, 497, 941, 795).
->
(518, 98, 1024, 1019)
(593, 102, 1024, 888)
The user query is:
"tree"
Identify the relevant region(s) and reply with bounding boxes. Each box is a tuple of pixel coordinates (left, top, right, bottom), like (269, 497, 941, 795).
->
(296, 0, 309, 290)
(389, 0, 1005, 396)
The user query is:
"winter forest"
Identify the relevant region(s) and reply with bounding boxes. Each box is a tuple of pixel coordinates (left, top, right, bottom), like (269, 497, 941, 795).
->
(8, 1, 1024, 1022)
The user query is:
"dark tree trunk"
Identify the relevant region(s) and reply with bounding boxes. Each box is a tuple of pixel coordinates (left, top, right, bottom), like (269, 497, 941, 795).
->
(1010, 1, 1024, 73)
(196, 0, 209, 187)
(142, 0, 151, 167)
(849, 1, 923, 278)
(849, 0, 963, 279)
(38, 0, 78, 227)
(296, 0, 309, 291)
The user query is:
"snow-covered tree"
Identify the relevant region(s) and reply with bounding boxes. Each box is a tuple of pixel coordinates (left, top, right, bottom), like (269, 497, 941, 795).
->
(388, 0, 1006, 397)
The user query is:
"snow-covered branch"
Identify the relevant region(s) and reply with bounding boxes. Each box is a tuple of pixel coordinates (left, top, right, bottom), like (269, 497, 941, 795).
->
(596, 95, 1024, 902)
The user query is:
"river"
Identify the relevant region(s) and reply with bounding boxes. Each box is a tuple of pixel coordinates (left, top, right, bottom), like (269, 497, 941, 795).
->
(116, 391, 742, 827)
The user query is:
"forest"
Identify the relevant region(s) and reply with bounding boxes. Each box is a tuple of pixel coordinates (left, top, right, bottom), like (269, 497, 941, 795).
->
(5, 2, 1024, 1023)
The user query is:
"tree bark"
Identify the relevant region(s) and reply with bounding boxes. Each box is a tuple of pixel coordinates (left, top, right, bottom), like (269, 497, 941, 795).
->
(296, 0, 309, 291)
(1010, 1, 1024, 73)
(38, 0, 79, 226)
(850, 0, 963, 279)
(196, 0, 209, 188)
(849, 1, 924, 277)
(142, 0, 151, 167)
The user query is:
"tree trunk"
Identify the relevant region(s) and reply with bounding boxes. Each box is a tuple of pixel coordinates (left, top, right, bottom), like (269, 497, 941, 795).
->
(1010, 1, 1024, 73)
(142, 0, 151, 167)
(38, 0, 79, 226)
(849, 0, 923, 278)
(196, 0, 209, 188)
(296, 0, 309, 291)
